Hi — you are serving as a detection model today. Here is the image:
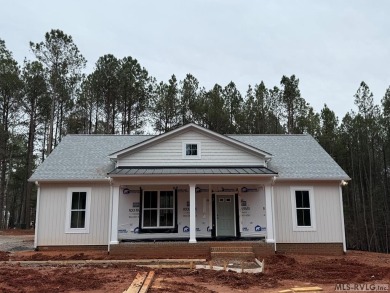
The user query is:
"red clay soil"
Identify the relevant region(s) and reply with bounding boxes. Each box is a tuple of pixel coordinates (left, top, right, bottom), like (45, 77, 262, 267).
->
(0, 251, 389, 292)
(11, 252, 107, 261)
(0, 263, 141, 293)
(265, 254, 389, 284)
(0, 251, 10, 261)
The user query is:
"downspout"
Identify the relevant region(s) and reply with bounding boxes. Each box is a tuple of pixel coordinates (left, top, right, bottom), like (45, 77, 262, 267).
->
(271, 176, 277, 252)
(34, 181, 40, 250)
(107, 177, 113, 254)
(339, 180, 347, 253)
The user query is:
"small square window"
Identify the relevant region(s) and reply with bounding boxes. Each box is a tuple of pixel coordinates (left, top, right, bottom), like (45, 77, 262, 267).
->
(182, 142, 201, 159)
(186, 144, 198, 156)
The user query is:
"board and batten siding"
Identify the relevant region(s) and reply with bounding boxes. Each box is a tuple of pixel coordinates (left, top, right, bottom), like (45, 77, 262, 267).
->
(117, 130, 265, 167)
(36, 183, 110, 246)
(274, 182, 343, 243)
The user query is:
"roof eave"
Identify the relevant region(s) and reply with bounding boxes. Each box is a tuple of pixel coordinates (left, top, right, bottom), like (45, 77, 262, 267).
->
(275, 176, 351, 182)
(108, 173, 277, 178)
(28, 178, 111, 183)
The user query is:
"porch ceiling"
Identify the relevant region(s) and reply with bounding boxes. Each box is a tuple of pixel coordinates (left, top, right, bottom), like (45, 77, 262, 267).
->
(108, 166, 277, 176)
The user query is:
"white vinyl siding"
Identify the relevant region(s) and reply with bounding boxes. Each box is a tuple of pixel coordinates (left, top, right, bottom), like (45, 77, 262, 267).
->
(36, 183, 110, 246)
(274, 182, 343, 243)
(117, 130, 265, 167)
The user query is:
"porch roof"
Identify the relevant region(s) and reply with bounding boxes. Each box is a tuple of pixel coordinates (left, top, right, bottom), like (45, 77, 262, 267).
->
(108, 166, 277, 176)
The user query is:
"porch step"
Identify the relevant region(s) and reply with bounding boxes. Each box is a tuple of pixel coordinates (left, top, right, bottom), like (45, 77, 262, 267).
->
(210, 247, 255, 260)
(210, 247, 254, 253)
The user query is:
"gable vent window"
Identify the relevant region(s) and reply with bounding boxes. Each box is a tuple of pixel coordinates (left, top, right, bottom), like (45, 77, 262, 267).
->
(291, 187, 316, 232)
(186, 144, 198, 156)
(182, 142, 201, 159)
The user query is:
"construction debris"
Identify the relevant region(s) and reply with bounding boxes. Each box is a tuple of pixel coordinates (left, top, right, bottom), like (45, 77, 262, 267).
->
(139, 271, 155, 293)
(196, 258, 264, 273)
(4, 258, 206, 266)
(124, 271, 155, 293)
(278, 286, 323, 292)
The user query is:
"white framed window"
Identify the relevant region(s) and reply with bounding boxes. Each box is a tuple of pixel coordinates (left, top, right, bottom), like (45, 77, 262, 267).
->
(290, 186, 316, 232)
(65, 187, 91, 233)
(142, 190, 175, 228)
(182, 142, 201, 159)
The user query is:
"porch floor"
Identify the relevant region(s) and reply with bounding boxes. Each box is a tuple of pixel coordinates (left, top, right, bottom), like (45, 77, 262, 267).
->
(120, 236, 266, 243)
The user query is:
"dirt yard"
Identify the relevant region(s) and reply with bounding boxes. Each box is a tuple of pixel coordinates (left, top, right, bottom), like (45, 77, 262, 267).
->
(1, 229, 389, 292)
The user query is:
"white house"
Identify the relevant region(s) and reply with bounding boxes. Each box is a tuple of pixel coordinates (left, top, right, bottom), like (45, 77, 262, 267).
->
(29, 123, 350, 255)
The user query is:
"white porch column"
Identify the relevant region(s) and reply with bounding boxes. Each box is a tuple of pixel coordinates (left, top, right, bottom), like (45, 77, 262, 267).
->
(265, 185, 275, 243)
(189, 184, 197, 243)
(110, 185, 120, 245)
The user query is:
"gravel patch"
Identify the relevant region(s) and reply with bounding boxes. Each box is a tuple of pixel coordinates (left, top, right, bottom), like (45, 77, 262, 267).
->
(0, 235, 34, 252)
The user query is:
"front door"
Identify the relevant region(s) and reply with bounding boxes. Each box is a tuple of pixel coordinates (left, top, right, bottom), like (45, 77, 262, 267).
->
(216, 194, 235, 237)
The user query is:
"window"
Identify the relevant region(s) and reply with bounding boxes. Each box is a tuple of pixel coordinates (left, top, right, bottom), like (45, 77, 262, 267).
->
(290, 187, 316, 231)
(142, 190, 174, 228)
(186, 144, 198, 156)
(65, 188, 91, 233)
(295, 191, 311, 226)
(71, 192, 87, 228)
(182, 142, 201, 159)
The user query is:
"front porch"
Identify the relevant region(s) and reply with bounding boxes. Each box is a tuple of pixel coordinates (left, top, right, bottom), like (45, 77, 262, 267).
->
(109, 179, 276, 246)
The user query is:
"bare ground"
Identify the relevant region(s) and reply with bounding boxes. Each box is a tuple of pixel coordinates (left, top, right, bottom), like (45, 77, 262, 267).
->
(1, 230, 389, 292)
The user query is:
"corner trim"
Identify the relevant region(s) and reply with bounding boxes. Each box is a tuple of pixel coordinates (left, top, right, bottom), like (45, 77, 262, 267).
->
(339, 184, 347, 252)
(34, 182, 40, 248)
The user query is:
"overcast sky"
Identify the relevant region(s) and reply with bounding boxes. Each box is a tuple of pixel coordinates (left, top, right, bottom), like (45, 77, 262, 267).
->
(1, 0, 390, 120)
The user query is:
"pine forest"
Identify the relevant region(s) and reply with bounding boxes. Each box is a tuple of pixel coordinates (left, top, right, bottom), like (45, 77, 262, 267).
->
(0, 29, 389, 253)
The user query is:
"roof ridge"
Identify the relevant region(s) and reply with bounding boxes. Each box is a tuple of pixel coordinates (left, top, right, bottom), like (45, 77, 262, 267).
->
(65, 134, 308, 137)
(227, 134, 308, 136)
(66, 134, 154, 137)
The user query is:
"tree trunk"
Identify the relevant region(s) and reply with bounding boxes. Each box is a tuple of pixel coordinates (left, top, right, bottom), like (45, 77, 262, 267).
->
(58, 99, 63, 142)
(22, 108, 36, 228)
(47, 93, 56, 154)
(0, 160, 7, 229)
(42, 121, 47, 162)
(358, 158, 370, 251)
(0, 96, 9, 229)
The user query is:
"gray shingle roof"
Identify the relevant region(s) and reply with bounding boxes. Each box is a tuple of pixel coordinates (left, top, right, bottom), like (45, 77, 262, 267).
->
(29, 135, 152, 181)
(30, 133, 350, 181)
(230, 134, 350, 180)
